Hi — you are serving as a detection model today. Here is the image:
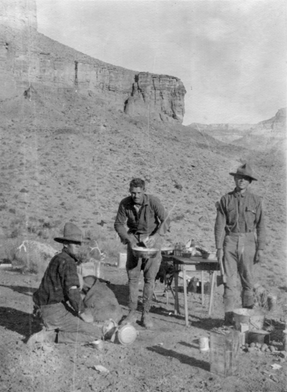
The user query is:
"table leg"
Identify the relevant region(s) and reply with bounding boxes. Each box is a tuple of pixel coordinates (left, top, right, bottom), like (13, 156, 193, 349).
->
(201, 270, 204, 306)
(174, 265, 179, 315)
(183, 267, 189, 326)
(208, 271, 216, 317)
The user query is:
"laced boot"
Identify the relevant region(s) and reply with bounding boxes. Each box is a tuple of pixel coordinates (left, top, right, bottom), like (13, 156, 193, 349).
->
(141, 312, 154, 329)
(122, 310, 137, 325)
(27, 328, 56, 346)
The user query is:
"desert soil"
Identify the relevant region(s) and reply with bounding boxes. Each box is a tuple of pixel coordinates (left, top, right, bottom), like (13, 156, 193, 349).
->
(0, 261, 287, 392)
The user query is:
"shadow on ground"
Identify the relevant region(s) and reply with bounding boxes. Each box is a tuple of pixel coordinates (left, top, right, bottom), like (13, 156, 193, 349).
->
(0, 307, 41, 339)
(146, 345, 210, 371)
(0, 284, 36, 296)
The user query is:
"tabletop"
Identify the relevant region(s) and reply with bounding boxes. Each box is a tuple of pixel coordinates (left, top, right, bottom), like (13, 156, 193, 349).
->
(172, 255, 218, 265)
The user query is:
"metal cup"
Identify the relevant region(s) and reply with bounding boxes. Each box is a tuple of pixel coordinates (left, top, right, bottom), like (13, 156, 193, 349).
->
(199, 337, 209, 352)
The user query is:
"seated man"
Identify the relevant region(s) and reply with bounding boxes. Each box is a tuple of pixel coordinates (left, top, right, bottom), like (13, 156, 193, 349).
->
(28, 222, 102, 345)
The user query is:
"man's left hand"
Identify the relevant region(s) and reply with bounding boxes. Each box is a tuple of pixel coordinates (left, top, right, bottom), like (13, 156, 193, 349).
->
(144, 234, 158, 248)
(254, 249, 264, 264)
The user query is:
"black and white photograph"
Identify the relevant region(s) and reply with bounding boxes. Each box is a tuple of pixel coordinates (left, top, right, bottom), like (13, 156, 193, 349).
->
(0, 0, 286, 391)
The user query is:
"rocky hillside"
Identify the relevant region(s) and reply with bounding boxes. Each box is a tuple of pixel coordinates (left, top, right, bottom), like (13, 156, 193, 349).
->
(0, 0, 186, 122)
(0, 0, 286, 291)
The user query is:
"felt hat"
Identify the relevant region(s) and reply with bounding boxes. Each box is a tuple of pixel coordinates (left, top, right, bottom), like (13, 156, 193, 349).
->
(229, 163, 257, 181)
(54, 222, 86, 244)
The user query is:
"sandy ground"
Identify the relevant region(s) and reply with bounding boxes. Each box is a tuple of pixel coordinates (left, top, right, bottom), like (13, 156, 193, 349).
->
(0, 262, 287, 392)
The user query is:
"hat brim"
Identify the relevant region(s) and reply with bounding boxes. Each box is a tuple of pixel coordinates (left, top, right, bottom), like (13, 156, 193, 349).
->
(229, 172, 257, 181)
(54, 237, 86, 245)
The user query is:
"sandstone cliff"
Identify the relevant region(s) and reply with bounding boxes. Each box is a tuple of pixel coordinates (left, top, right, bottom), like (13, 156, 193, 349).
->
(0, 0, 186, 123)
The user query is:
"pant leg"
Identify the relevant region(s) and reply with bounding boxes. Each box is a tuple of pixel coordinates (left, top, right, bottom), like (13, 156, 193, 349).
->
(126, 244, 142, 311)
(223, 235, 239, 313)
(238, 234, 256, 308)
(41, 302, 102, 343)
(142, 235, 162, 313)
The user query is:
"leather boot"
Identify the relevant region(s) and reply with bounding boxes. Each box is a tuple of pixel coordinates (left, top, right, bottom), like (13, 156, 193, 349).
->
(141, 313, 154, 329)
(27, 328, 56, 346)
(121, 310, 137, 325)
(224, 311, 234, 326)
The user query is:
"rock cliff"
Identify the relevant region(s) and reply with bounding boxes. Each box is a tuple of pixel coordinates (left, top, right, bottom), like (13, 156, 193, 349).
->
(0, 0, 186, 123)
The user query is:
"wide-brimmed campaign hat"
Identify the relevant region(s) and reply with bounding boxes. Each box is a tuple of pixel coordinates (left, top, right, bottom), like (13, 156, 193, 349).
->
(54, 222, 87, 244)
(229, 163, 257, 181)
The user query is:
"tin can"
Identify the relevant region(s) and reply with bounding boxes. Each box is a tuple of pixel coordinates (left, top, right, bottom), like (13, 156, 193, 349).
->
(199, 337, 209, 352)
(267, 294, 277, 311)
(91, 339, 104, 351)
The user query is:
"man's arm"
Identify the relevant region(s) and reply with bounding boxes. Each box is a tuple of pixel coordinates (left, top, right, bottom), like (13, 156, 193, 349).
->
(114, 200, 137, 247)
(255, 198, 266, 251)
(150, 196, 170, 236)
(254, 198, 266, 264)
(214, 198, 226, 250)
(144, 196, 170, 247)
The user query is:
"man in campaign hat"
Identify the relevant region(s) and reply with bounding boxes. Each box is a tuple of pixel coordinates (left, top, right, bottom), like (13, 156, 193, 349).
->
(214, 163, 266, 325)
(28, 222, 102, 345)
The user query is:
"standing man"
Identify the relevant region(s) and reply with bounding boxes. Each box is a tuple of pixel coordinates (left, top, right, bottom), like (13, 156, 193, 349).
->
(214, 163, 266, 325)
(114, 178, 169, 329)
(28, 222, 102, 345)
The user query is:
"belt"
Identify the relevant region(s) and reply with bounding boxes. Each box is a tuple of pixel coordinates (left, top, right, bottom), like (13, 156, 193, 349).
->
(227, 232, 254, 236)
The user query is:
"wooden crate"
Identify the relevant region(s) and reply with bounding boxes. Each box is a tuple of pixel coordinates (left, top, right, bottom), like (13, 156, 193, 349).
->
(210, 330, 240, 377)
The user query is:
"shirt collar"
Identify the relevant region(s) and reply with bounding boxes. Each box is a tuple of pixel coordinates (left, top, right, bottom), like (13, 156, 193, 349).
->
(127, 193, 149, 207)
(233, 188, 249, 198)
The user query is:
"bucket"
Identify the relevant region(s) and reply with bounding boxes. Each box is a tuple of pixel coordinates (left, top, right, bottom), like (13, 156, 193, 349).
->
(233, 308, 264, 331)
(247, 330, 270, 345)
(210, 330, 240, 377)
(117, 253, 127, 268)
(199, 337, 209, 352)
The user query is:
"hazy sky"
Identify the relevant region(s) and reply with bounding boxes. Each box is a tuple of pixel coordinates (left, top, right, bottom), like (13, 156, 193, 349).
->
(36, 0, 286, 125)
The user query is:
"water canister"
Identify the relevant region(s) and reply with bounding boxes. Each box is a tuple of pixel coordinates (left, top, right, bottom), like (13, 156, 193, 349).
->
(116, 324, 138, 345)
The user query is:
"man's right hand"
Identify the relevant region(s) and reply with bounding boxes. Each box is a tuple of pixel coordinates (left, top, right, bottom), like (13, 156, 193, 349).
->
(127, 236, 137, 248)
(79, 308, 94, 323)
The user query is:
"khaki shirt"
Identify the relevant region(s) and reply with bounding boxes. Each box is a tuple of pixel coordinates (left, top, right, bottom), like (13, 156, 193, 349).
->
(114, 193, 169, 244)
(214, 189, 266, 250)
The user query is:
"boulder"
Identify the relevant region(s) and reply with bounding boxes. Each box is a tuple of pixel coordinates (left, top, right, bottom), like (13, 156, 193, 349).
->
(14, 240, 58, 272)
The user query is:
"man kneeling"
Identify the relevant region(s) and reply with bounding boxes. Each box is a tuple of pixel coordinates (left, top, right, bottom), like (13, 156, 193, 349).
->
(28, 222, 102, 345)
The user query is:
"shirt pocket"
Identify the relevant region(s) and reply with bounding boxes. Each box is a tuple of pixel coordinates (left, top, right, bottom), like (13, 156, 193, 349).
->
(245, 205, 256, 226)
(226, 206, 237, 225)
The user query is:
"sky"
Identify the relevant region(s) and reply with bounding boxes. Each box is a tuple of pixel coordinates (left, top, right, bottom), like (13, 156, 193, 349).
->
(36, 0, 287, 125)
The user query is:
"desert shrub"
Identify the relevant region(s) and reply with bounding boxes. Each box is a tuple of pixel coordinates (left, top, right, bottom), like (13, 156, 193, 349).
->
(14, 242, 55, 275)
(83, 229, 125, 264)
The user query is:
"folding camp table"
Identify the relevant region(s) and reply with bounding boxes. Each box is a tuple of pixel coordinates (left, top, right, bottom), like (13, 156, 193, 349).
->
(172, 255, 219, 326)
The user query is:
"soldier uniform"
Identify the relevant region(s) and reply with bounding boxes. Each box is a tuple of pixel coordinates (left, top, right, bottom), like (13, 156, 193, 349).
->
(214, 164, 266, 324)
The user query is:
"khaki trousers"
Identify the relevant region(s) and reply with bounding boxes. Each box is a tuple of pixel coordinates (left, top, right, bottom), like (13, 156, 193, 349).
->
(223, 232, 256, 313)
